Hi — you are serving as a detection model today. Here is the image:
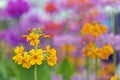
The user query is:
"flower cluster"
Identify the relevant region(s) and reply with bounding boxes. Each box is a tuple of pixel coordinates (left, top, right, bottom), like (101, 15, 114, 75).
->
(81, 22, 114, 60)
(82, 42, 114, 60)
(81, 22, 107, 37)
(13, 28, 57, 69)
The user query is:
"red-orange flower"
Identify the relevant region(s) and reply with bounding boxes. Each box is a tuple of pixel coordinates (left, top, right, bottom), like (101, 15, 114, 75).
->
(45, 2, 57, 13)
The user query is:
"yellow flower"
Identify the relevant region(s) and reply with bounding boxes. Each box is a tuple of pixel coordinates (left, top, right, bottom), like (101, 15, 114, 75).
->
(18, 53, 31, 69)
(91, 24, 101, 37)
(81, 22, 108, 37)
(24, 32, 40, 46)
(102, 44, 114, 54)
(47, 55, 57, 66)
(29, 49, 44, 65)
(13, 53, 31, 69)
(111, 75, 117, 80)
(81, 22, 93, 35)
(100, 24, 107, 34)
(46, 45, 56, 56)
(97, 44, 114, 60)
(13, 54, 23, 63)
(87, 47, 99, 59)
(14, 46, 24, 54)
(45, 45, 57, 66)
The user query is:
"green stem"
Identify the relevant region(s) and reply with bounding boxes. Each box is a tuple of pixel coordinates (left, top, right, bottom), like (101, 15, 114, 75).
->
(95, 58, 98, 80)
(34, 44, 38, 80)
(86, 57, 90, 80)
(111, 9, 116, 73)
(34, 65, 37, 80)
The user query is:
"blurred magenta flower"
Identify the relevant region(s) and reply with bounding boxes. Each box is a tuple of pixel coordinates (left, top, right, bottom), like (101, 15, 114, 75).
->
(6, 0, 30, 18)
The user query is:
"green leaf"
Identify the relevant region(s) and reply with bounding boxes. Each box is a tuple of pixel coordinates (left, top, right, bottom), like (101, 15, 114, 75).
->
(37, 61, 56, 80)
(56, 58, 75, 80)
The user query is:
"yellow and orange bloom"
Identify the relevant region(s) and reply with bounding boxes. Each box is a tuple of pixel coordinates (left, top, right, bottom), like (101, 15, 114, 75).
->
(13, 28, 57, 69)
(46, 45, 56, 56)
(29, 49, 44, 65)
(47, 55, 57, 67)
(14, 46, 24, 54)
(24, 32, 40, 46)
(82, 42, 114, 60)
(81, 22, 108, 37)
(45, 45, 57, 66)
(111, 75, 117, 80)
(18, 53, 31, 69)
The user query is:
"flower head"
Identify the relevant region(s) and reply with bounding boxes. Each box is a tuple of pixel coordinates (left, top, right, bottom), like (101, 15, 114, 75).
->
(18, 53, 31, 69)
(47, 55, 57, 67)
(13, 52, 31, 69)
(29, 49, 44, 65)
(13, 28, 56, 69)
(81, 22, 108, 37)
(23, 28, 50, 46)
(14, 46, 24, 54)
(45, 45, 57, 66)
(26, 32, 40, 46)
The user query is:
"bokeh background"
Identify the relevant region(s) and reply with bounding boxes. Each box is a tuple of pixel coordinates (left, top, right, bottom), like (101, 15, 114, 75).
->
(0, 0, 120, 80)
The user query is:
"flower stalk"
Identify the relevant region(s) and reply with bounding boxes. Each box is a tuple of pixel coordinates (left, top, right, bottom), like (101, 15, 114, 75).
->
(34, 64, 38, 80)
(86, 56, 90, 80)
(111, 9, 116, 73)
(34, 44, 38, 80)
(95, 58, 98, 80)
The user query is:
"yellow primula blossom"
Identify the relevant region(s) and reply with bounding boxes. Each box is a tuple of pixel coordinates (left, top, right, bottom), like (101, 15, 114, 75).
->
(81, 22, 108, 37)
(14, 46, 24, 54)
(91, 24, 101, 37)
(13, 52, 31, 69)
(100, 24, 107, 34)
(47, 55, 57, 66)
(98, 44, 114, 60)
(81, 22, 93, 35)
(46, 45, 56, 56)
(13, 28, 57, 69)
(87, 47, 99, 59)
(24, 32, 40, 46)
(45, 45, 57, 66)
(82, 42, 114, 60)
(13, 46, 24, 63)
(111, 75, 117, 80)
(18, 53, 31, 69)
(29, 49, 44, 65)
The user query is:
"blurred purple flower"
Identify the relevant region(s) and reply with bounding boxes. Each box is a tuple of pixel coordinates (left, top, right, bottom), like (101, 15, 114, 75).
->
(72, 73, 95, 80)
(96, 33, 120, 51)
(80, 34, 95, 47)
(53, 34, 80, 46)
(20, 14, 42, 32)
(6, 0, 30, 18)
(0, 28, 26, 46)
(51, 73, 62, 80)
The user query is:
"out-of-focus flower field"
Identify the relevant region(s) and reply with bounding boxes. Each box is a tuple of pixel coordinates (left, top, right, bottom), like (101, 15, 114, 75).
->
(0, 0, 120, 80)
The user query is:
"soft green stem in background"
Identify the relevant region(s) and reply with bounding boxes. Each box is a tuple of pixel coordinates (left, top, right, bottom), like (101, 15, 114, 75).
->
(86, 57, 90, 80)
(34, 44, 38, 80)
(111, 9, 116, 73)
(95, 58, 98, 80)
